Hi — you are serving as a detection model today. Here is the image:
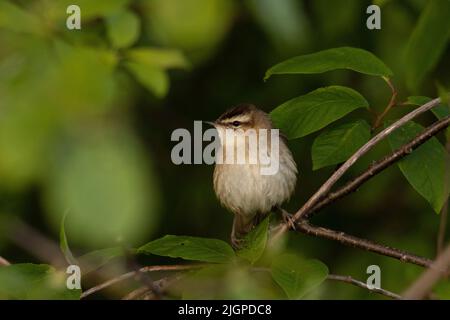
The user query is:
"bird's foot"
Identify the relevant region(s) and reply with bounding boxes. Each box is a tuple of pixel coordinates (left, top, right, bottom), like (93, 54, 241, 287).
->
(281, 210, 297, 231)
(231, 234, 245, 250)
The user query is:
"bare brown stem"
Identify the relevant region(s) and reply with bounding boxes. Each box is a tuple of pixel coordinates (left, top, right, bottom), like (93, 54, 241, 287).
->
(307, 115, 450, 219)
(80, 264, 203, 299)
(0, 256, 11, 266)
(402, 243, 450, 299)
(327, 274, 402, 299)
(273, 97, 442, 238)
(373, 77, 398, 129)
(295, 220, 434, 268)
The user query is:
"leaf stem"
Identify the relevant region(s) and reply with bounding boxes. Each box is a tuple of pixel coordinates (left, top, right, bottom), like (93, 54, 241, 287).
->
(373, 77, 398, 129)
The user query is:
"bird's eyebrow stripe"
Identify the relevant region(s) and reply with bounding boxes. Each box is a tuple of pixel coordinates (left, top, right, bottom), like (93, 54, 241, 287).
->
(217, 104, 254, 121)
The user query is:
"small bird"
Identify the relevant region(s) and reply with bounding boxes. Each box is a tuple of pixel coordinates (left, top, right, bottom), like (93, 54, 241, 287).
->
(211, 104, 298, 248)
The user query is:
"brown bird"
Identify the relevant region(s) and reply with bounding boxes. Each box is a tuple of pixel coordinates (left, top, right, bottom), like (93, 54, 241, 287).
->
(211, 104, 298, 248)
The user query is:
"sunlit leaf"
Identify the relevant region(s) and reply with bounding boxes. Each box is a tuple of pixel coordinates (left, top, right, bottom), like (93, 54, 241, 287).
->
(126, 48, 190, 69)
(143, 0, 235, 63)
(0, 1, 43, 35)
(106, 9, 140, 49)
(45, 127, 160, 248)
(58, 0, 131, 19)
(312, 120, 371, 170)
(270, 86, 369, 139)
(236, 216, 270, 264)
(138, 235, 235, 263)
(0, 264, 81, 300)
(265, 47, 393, 80)
(388, 121, 449, 213)
(125, 62, 169, 98)
(405, 0, 450, 91)
(271, 254, 329, 299)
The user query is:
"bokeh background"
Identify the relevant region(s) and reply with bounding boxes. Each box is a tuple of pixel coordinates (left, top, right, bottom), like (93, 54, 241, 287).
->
(0, 0, 449, 299)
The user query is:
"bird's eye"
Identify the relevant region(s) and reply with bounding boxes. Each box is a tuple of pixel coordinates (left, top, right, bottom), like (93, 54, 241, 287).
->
(232, 121, 241, 127)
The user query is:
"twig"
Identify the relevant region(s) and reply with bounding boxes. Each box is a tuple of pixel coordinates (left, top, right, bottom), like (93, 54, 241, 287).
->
(295, 220, 434, 268)
(327, 274, 402, 299)
(80, 264, 202, 299)
(0, 256, 11, 266)
(306, 115, 450, 219)
(8, 219, 66, 267)
(402, 243, 450, 299)
(255, 265, 401, 299)
(273, 97, 442, 238)
(122, 286, 151, 300)
(373, 77, 398, 129)
(122, 275, 181, 300)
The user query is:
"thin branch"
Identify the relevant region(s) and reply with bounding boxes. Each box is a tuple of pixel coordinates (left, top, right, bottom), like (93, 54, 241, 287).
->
(8, 219, 66, 268)
(295, 220, 434, 269)
(327, 274, 402, 300)
(122, 286, 150, 300)
(0, 256, 11, 266)
(306, 115, 450, 219)
(80, 264, 202, 299)
(373, 77, 398, 129)
(273, 97, 442, 238)
(122, 275, 182, 300)
(402, 243, 450, 299)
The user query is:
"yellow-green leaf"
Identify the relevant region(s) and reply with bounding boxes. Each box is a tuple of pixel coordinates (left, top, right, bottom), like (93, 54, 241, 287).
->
(125, 62, 169, 98)
(271, 254, 328, 299)
(236, 216, 270, 264)
(106, 9, 140, 49)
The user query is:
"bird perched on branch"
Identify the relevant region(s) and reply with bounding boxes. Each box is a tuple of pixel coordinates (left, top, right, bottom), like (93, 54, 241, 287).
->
(210, 104, 297, 248)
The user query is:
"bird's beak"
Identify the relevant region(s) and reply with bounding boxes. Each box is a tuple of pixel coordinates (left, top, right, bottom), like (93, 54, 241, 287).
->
(203, 121, 216, 127)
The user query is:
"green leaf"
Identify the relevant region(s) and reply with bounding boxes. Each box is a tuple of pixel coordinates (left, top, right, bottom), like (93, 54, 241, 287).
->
(312, 120, 371, 170)
(0, 264, 81, 300)
(125, 62, 169, 98)
(388, 121, 449, 213)
(45, 127, 160, 248)
(59, 0, 130, 19)
(265, 47, 392, 80)
(106, 9, 140, 49)
(78, 247, 125, 274)
(59, 212, 78, 266)
(0, 1, 43, 35)
(270, 86, 369, 139)
(236, 216, 270, 264)
(405, 0, 450, 91)
(246, 0, 307, 53)
(138, 235, 235, 263)
(405, 96, 450, 120)
(434, 280, 450, 300)
(271, 254, 328, 299)
(126, 48, 190, 70)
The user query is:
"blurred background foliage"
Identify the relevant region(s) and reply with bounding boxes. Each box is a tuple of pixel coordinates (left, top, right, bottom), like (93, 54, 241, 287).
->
(0, 0, 449, 299)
